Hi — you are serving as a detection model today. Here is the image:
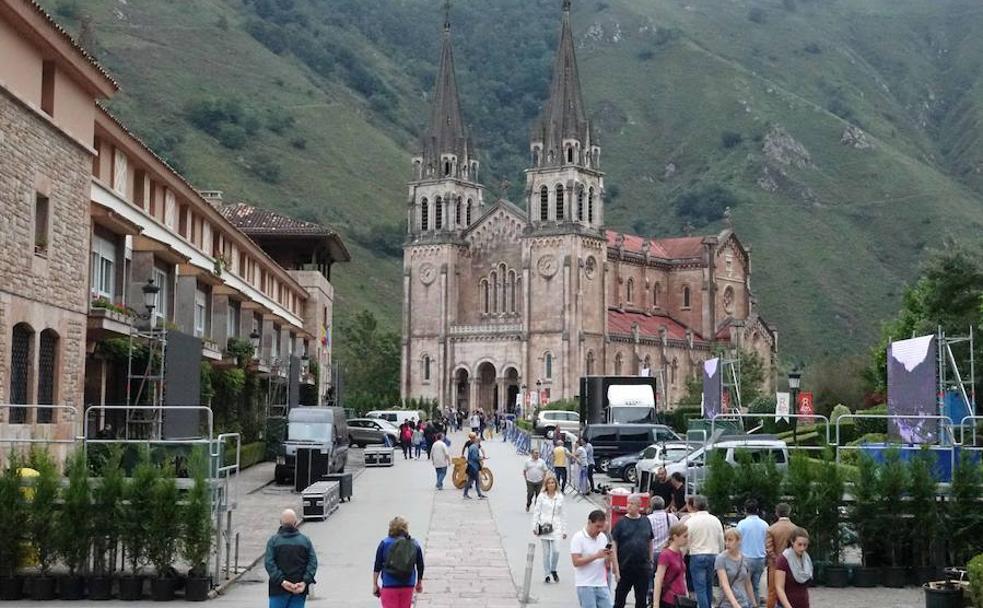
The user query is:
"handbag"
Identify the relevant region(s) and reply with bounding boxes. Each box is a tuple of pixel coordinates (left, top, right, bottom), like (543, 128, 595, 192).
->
(535, 496, 557, 536)
(675, 597, 697, 608)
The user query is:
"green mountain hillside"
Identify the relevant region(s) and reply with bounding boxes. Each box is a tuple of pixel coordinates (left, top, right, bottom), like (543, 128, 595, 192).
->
(42, 0, 983, 360)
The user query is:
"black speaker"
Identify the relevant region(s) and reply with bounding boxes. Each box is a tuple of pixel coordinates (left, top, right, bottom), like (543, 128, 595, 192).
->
(294, 448, 330, 492)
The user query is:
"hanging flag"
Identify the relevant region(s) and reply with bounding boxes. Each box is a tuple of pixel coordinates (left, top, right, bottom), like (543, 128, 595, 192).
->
(321, 323, 330, 347)
(798, 391, 815, 423)
(775, 392, 790, 423)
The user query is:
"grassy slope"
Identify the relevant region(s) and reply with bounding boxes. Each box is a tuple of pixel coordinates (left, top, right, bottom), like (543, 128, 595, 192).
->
(42, 0, 983, 361)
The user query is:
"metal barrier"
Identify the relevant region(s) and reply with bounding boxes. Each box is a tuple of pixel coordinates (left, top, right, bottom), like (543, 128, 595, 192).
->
(834, 414, 956, 470)
(0, 403, 80, 445)
(959, 416, 983, 446)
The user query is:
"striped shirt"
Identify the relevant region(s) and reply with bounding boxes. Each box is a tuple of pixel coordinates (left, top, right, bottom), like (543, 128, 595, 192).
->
(647, 510, 679, 552)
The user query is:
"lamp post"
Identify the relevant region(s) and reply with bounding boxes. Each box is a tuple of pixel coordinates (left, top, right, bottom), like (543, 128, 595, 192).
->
(249, 329, 261, 361)
(141, 278, 159, 329)
(788, 368, 802, 443)
(520, 383, 527, 419)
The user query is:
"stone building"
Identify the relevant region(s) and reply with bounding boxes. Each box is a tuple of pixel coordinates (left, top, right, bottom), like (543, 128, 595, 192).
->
(401, 1, 777, 412)
(0, 0, 348, 452)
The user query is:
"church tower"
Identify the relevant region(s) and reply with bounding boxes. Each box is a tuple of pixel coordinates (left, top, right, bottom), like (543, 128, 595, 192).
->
(526, 0, 604, 232)
(407, 3, 484, 239)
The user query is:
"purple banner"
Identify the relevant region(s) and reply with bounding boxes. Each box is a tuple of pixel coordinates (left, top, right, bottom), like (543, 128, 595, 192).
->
(887, 335, 938, 443)
(702, 358, 722, 420)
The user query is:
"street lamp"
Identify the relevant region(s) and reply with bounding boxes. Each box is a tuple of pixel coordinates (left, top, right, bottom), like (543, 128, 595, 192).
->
(788, 368, 802, 442)
(140, 278, 159, 328)
(249, 329, 261, 360)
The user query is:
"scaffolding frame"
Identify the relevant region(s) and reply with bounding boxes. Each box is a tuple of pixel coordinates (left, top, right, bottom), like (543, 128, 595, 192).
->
(123, 322, 168, 440)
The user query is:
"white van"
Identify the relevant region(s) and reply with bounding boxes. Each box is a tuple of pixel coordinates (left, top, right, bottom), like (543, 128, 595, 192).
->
(664, 436, 789, 481)
(366, 409, 427, 426)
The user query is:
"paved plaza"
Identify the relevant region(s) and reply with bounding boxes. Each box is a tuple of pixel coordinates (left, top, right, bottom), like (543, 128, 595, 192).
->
(41, 431, 922, 607)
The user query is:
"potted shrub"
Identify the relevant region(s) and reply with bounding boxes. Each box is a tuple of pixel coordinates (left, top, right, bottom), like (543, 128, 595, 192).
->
(27, 447, 60, 600)
(0, 451, 25, 600)
(702, 450, 734, 516)
(182, 447, 212, 601)
(148, 462, 181, 601)
(90, 446, 125, 600)
(815, 450, 849, 587)
(57, 451, 91, 600)
(120, 452, 158, 601)
(908, 447, 940, 585)
(851, 453, 881, 587)
(948, 451, 983, 567)
(878, 446, 908, 588)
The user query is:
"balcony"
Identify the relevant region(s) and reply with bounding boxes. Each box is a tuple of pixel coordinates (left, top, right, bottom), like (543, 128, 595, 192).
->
(449, 323, 524, 340)
(87, 298, 135, 337)
(202, 337, 223, 361)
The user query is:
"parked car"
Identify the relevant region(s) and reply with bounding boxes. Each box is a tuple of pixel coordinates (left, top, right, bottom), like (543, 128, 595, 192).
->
(583, 424, 681, 472)
(636, 441, 699, 492)
(347, 417, 399, 447)
(663, 436, 789, 488)
(606, 450, 644, 483)
(366, 409, 427, 426)
(535, 409, 581, 436)
(274, 406, 349, 484)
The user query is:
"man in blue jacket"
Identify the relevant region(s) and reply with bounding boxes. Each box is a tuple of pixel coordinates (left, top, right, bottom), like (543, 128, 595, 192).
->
(265, 509, 317, 608)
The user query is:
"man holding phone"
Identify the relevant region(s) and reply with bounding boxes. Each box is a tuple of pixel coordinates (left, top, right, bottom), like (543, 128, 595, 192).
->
(571, 510, 613, 608)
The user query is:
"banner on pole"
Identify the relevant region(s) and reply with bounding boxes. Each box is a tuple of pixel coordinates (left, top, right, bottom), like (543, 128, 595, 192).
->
(776, 392, 790, 423)
(887, 334, 938, 443)
(702, 358, 722, 419)
(798, 391, 815, 423)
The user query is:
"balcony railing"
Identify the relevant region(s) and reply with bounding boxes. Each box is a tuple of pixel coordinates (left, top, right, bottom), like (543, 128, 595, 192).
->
(449, 323, 523, 336)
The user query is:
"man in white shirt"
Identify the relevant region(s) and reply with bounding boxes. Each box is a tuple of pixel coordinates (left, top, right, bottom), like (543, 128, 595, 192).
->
(430, 433, 450, 490)
(470, 411, 481, 434)
(570, 510, 613, 608)
(523, 449, 549, 512)
(647, 496, 679, 564)
(684, 495, 724, 608)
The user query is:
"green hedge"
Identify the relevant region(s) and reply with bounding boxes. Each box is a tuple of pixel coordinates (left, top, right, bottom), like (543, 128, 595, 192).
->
(804, 456, 858, 481)
(516, 419, 533, 432)
(224, 441, 266, 470)
(854, 404, 888, 436)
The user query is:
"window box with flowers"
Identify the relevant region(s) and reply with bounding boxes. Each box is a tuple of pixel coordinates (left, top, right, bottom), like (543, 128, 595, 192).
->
(89, 297, 135, 325)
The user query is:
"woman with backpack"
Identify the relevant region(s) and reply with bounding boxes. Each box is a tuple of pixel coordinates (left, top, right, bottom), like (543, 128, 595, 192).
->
(531, 475, 566, 584)
(716, 528, 757, 608)
(399, 423, 413, 460)
(372, 516, 424, 608)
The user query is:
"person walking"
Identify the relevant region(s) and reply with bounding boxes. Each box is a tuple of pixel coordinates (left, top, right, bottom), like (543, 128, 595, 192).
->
(523, 448, 549, 511)
(647, 496, 679, 570)
(463, 435, 486, 499)
(571, 509, 613, 608)
(716, 528, 757, 608)
(574, 439, 590, 494)
(652, 523, 690, 608)
(470, 411, 481, 435)
(411, 425, 424, 459)
(552, 438, 572, 492)
(265, 509, 317, 608)
(423, 422, 437, 459)
(765, 504, 797, 608)
(430, 432, 450, 490)
(399, 423, 412, 460)
(582, 436, 596, 493)
(532, 475, 567, 584)
(736, 500, 768, 604)
(372, 516, 425, 608)
(684, 495, 724, 608)
(773, 528, 811, 608)
(610, 494, 654, 608)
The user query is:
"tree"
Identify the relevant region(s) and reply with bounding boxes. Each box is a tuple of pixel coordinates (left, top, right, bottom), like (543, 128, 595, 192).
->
(58, 451, 91, 577)
(182, 447, 212, 578)
(27, 448, 60, 576)
(335, 310, 401, 412)
(91, 446, 124, 576)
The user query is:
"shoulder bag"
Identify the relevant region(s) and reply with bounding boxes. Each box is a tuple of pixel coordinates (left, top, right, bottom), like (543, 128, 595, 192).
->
(536, 497, 556, 536)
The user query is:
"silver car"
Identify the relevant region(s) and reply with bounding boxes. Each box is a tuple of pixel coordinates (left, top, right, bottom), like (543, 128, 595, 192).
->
(347, 417, 399, 447)
(535, 410, 581, 436)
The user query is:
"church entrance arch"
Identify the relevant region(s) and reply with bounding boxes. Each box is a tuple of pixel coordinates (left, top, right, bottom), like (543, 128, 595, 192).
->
(504, 367, 520, 414)
(477, 362, 497, 413)
(454, 368, 470, 413)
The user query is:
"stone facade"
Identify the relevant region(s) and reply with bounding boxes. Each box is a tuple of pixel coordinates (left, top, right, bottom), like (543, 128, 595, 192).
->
(0, 89, 91, 439)
(401, 4, 777, 412)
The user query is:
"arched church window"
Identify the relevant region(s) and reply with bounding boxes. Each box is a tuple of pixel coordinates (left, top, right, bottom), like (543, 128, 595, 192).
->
(491, 271, 498, 312)
(444, 160, 451, 176)
(547, 150, 554, 163)
(555, 185, 564, 220)
(723, 286, 735, 314)
(577, 186, 585, 221)
(614, 352, 623, 375)
(653, 283, 661, 307)
(586, 351, 595, 375)
(626, 278, 634, 303)
(481, 280, 489, 314)
(588, 187, 594, 224)
(671, 358, 678, 385)
(509, 271, 517, 313)
(435, 196, 443, 229)
(532, 149, 540, 167)
(540, 186, 549, 221)
(421, 198, 429, 231)
(567, 147, 574, 164)
(545, 353, 553, 379)
(683, 285, 691, 309)
(423, 354, 432, 381)
(466, 199, 473, 226)
(643, 355, 652, 375)
(455, 197, 463, 226)
(499, 264, 507, 312)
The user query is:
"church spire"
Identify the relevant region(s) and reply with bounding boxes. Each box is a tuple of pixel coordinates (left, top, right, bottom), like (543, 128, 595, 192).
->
(530, 0, 595, 169)
(417, 0, 476, 182)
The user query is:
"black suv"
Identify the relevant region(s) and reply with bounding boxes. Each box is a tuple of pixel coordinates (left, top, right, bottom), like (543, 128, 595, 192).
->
(584, 424, 680, 472)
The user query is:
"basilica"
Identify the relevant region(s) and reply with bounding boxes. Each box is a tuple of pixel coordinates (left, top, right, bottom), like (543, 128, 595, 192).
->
(400, 1, 777, 413)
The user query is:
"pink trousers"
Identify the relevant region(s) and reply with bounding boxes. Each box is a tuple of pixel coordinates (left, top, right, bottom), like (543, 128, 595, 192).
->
(380, 587, 414, 608)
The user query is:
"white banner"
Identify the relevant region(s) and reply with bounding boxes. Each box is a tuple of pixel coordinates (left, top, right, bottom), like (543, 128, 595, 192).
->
(775, 392, 790, 423)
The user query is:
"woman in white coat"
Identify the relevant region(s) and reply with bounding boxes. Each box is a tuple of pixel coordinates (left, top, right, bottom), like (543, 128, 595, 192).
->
(531, 474, 567, 584)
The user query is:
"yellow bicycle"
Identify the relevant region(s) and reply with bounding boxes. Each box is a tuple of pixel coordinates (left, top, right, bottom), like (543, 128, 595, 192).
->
(451, 457, 494, 492)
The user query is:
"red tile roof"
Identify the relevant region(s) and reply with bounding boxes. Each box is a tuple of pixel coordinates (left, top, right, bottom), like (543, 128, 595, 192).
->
(607, 309, 705, 342)
(605, 230, 705, 260)
(220, 203, 338, 236)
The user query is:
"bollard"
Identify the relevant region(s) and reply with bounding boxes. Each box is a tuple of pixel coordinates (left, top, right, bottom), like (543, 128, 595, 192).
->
(234, 532, 240, 574)
(520, 541, 536, 605)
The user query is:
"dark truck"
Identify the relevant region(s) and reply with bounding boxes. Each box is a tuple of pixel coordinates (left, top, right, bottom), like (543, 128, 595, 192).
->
(274, 406, 349, 485)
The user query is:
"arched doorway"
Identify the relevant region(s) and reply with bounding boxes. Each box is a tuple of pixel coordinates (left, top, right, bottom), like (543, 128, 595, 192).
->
(476, 362, 497, 413)
(454, 368, 470, 413)
(504, 367, 520, 414)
